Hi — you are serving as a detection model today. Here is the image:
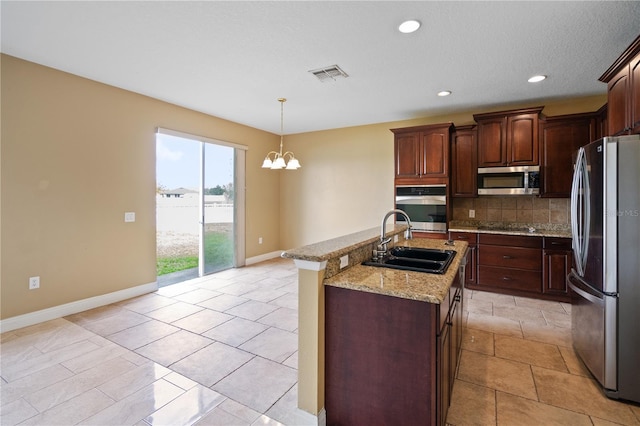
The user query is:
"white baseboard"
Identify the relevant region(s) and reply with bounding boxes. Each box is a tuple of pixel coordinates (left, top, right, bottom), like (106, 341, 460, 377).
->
(0, 281, 158, 333)
(245, 250, 283, 265)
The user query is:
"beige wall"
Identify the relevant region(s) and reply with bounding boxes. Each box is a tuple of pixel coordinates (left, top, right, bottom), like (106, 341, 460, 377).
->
(1, 55, 281, 319)
(1, 53, 607, 320)
(279, 95, 606, 249)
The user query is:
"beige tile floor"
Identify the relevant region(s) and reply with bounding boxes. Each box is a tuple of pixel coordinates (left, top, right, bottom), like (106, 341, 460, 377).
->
(2, 258, 639, 425)
(448, 290, 640, 425)
(1, 258, 312, 426)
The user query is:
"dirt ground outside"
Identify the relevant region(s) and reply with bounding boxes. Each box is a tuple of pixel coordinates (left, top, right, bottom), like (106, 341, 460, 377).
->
(156, 195, 233, 258)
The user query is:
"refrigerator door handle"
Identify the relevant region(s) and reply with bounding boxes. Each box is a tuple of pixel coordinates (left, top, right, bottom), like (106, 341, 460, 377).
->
(571, 148, 583, 275)
(568, 274, 603, 305)
(571, 147, 590, 277)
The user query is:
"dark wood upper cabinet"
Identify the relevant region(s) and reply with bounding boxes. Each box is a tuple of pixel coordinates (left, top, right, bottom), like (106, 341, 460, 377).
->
(539, 113, 596, 198)
(451, 125, 477, 197)
(599, 34, 640, 136)
(631, 51, 640, 134)
(607, 68, 630, 136)
(394, 131, 421, 179)
(474, 107, 544, 167)
(391, 123, 453, 184)
(595, 103, 608, 140)
(475, 116, 505, 166)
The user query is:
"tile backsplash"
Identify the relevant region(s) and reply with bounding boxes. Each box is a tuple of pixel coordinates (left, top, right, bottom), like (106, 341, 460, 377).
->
(452, 196, 570, 224)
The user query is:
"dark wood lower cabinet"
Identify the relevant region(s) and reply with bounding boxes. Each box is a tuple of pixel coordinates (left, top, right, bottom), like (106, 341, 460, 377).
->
(449, 232, 477, 286)
(542, 237, 572, 299)
(325, 274, 463, 426)
(455, 232, 571, 302)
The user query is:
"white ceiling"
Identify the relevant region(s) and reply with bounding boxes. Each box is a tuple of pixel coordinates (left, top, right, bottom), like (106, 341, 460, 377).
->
(2, 1, 639, 134)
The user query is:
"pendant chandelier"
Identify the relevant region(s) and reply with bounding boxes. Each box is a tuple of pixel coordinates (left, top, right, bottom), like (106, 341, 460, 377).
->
(261, 98, 301, 170)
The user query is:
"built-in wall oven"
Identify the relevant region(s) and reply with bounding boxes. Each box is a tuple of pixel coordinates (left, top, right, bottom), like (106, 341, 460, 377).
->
(395, 185, 447, 233)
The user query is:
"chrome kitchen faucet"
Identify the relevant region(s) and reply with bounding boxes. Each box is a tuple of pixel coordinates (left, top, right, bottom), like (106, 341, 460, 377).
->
(377, 209, 413, 259)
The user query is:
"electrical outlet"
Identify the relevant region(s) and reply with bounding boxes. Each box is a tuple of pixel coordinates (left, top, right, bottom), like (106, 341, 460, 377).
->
(340, 255, 349, 269)
(124, 212, 136, 222)
(394, 235, 399, 243)
(29, 276, 40, 290)
(469, 209, 476, 218)
(258, 237, 263, 244)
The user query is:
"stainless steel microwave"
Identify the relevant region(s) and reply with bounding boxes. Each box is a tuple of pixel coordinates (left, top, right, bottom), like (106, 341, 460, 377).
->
(477, 165, 540, 195)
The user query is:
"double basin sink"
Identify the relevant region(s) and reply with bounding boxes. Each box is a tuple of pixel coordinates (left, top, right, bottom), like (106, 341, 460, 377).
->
(363, 246, 456, 274)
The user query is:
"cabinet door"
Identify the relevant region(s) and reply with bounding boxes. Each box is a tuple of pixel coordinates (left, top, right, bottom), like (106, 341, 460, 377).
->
(542, 250, 571, 296)
(540, 116, 594, 198)
(437, 321, 451, 426)
(631, 52, 640, 134)
(596, 104, 608, 140)
(477, 117, 506, 167)
(465, 245, 477, 286)
(395, 132, 420, 178)
(422, 131, 449, 177)
(608, 68, 630, 136)
(449, 232, 477, 285)
(507, 113, 539, 165)
(450, 291, 463, 376)
(451, 128, 477, 197)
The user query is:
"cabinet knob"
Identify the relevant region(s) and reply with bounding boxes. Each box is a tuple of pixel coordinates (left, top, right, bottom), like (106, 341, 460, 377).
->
(503, 255, 513, 259)
(502, 276, 512, 281)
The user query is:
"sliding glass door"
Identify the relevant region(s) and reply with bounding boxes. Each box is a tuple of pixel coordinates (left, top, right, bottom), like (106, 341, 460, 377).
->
(202, 142, 235, 274)
(156, 128, 245, 283)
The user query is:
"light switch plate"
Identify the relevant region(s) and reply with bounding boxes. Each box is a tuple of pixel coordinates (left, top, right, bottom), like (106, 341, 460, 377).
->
(124, 212, 136, 222)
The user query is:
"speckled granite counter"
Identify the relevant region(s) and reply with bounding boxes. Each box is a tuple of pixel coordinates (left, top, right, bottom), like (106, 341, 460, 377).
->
(449, 221, 571, 238)
(323, 238, 468, 304)
(282, 225, 408, 262)
(282, 226, 468, 304)
(282, 225, 412, 279)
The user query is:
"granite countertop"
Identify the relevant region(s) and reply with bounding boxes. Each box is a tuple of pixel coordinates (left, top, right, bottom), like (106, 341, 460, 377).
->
(281, 225, 408, 262)
(323, 238, 468, 304)
(448, 221, 571, 238)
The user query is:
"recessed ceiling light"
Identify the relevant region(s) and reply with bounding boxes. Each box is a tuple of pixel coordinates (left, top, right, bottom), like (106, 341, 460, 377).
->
(528, 75, 547, 83)
(398, 20, 421, 34)
(437, 91, 452, 97)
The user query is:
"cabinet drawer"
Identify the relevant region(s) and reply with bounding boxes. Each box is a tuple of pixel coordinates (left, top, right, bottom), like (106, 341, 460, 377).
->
(449, 232, 478, 245)
(478, 266, 541, 293)
(478, 233, 542, 248)
(543, 237, 571, 250)
(478, 246, 541, 270)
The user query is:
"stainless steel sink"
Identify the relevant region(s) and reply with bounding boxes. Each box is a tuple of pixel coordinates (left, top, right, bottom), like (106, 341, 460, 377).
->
(363, 247, 456, 274)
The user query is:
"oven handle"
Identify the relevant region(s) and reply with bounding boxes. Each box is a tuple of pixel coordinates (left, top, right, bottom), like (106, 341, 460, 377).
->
(395, 196, 446, 205)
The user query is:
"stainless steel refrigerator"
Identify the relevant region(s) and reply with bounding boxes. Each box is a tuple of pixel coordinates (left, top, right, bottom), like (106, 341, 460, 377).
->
(569, 135, 640, 403)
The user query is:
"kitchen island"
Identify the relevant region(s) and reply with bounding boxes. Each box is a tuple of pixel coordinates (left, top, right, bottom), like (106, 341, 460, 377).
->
(282, 227, 468, 426)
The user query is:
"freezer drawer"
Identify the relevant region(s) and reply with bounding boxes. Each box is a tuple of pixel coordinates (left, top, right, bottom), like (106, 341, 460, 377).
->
(568, 271, 617, 392)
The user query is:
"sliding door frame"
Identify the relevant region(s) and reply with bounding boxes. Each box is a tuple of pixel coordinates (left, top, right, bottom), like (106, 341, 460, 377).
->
(156, 127, 247, 271)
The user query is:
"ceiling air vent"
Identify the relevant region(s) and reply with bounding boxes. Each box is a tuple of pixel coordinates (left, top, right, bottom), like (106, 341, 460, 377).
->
(309, 65, 349, 82)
